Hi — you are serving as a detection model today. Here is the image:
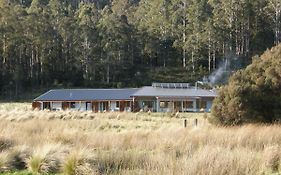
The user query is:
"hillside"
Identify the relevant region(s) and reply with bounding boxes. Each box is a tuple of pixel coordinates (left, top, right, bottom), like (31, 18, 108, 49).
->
(0, 0, 280, 99)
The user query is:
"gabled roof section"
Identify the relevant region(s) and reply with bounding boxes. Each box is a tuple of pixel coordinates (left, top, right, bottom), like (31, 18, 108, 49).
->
(132, 86, 217, 98)
(34, 88, 139, 101)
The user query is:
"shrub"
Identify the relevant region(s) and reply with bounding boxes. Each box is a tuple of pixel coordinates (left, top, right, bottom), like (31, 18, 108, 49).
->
(212, 44, 281, 125)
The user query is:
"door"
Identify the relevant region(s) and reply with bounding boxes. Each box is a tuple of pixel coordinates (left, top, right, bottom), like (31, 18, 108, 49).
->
(174, 101, 182, 112)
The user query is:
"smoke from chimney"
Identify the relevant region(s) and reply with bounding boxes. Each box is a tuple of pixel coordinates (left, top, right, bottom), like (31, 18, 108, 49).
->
(208, 55, 241, 85)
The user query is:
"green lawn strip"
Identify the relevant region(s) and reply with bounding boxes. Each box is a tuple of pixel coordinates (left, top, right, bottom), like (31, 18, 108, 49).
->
(0, 171, 61, 175)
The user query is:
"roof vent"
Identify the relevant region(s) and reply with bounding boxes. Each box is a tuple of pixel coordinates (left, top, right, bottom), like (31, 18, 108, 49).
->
(152, 83, 191, 89)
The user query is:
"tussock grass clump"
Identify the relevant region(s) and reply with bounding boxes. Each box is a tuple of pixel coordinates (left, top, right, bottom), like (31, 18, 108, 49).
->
(0, 146, 30, 173)
(6, 146, 30, 171)
(27, 144, 67, 174)
(63, 149, 97, 175)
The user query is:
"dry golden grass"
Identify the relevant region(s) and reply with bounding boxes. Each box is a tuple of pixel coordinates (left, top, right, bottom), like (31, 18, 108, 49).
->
(0, 103, 281, 174)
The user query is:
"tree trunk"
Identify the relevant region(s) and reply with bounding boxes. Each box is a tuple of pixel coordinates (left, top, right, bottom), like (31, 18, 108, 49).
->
(107, 55, 110, 84)
(191, 47, 195, 73)
(213, 46, 216, 70)
(182, 0, 187, 68)
(208, 31, 211, 73)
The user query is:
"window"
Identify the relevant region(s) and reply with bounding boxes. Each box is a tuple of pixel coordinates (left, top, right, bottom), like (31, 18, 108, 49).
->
(43, 102, 51, 110)
(70, 102, 76, 108)
(116, 101, 120, 108)
(52, 102, 62, 110)
(143, 101, 153, 108)
(160, 101, 169, 108)
(197, 100, 207, 109)
(183, 101, 194, 109)
(125, 101, 131, 107)
(86, 102, 92, 111)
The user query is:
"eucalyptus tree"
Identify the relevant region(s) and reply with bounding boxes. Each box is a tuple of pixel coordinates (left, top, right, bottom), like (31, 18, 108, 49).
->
(98, 5, 133, 84)
(135, 0, 173, 67)
(76, 2, 100, 84)
(170, 0, 190, 68)
(264, 0, 281, 45)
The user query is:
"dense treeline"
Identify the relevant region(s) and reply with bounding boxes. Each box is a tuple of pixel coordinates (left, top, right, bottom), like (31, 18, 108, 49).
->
(0, 0, 280, 98)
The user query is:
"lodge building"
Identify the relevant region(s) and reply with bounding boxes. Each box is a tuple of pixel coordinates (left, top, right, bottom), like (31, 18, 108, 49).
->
(32, 83, 217, 112)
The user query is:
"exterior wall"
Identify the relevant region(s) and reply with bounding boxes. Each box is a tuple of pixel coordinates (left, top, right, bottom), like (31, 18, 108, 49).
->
(93, 102, 99, 112)
(34, 97, 215, 113)
(136, 97, 215, 113)
(32, 102, 41, 109)
(62, 102, 69, 110)
(120, 101, 125, 112)
(132, 101, 140, 112)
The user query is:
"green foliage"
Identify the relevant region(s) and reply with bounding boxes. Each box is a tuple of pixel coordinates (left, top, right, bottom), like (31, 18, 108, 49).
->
(212, 44, 281, 125)
(0, 171, 33, 175)
(63, 155, 77, 175)
(27, 156, 42, 174)
(0, 0, 280, 98)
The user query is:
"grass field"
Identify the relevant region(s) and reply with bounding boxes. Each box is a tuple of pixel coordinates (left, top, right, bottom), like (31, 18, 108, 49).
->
(1, 103, 281, 175)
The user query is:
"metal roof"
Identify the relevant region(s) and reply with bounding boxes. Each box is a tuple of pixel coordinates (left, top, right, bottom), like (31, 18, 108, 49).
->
(34, 86, 217, 102)
(34, 88, 139, 101)
(132, 86, 217, 98)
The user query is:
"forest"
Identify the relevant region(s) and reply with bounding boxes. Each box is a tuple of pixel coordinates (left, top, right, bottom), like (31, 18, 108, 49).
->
(0, 0, 280, 99)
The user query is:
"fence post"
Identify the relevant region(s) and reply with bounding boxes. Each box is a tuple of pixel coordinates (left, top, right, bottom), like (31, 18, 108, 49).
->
(194, 118, 198, 126)
(184, 119, 187, 128)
